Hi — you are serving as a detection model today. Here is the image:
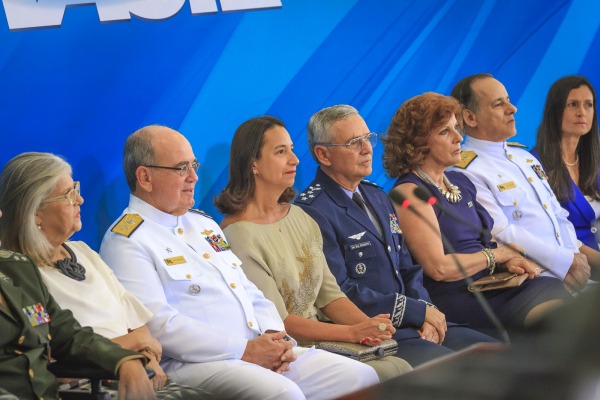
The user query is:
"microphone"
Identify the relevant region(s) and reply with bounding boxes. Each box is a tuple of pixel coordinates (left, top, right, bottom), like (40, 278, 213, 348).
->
(412, 186, 561, 281)
(389, 189, 511, 343)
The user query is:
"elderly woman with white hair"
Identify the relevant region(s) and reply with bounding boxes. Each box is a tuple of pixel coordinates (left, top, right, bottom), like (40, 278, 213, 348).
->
(0, 152, 212, 399)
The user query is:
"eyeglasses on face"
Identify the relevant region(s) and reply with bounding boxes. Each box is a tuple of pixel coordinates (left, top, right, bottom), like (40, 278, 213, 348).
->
(43, 181, 81, 205)
(144, 161, 200, 177)
(316, 132, 377, 153)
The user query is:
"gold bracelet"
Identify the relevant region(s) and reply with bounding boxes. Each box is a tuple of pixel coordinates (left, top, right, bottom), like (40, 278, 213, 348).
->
(481, 248, 496, 275)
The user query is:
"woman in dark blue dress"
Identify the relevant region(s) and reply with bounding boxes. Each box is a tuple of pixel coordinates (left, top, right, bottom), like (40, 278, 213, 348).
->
(382, 92, 569, 339)
(533, 76, 600, 279)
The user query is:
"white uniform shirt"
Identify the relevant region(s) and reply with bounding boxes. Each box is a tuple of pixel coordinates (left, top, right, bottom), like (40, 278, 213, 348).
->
(99, 195, 284, 363)
(40, 241, 152, 339)
(453, 136, 579, 279)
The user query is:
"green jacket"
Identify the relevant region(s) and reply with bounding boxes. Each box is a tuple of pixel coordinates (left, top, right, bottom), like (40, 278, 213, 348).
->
(0, 249, 144, 400)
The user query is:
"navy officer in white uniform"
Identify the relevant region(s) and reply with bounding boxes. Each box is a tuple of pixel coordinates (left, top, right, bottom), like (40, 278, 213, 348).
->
(450, 73, 596, 293)
(100, 125, 379, 400)
(295, 105, 497, 365)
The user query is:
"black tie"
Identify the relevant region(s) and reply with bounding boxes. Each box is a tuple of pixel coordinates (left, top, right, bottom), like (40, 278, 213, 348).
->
(352, 192, 368, 213)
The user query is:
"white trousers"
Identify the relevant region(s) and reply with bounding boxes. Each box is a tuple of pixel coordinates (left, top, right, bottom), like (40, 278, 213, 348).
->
(163, 347, 379, 400)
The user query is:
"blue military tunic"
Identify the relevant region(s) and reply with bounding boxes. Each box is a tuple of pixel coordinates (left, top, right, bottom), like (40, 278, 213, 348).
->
(295, 168, 498, 363)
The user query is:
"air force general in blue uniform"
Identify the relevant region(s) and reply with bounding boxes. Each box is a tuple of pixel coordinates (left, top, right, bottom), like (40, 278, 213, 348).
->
(295, 167, 497, 366)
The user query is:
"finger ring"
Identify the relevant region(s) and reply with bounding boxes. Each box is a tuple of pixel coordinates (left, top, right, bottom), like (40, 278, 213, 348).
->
(378, 323, 387, 331)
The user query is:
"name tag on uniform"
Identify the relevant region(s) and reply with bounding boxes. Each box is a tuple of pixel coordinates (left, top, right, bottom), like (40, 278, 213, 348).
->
(164, 256, 187, 266)
(349, 241, 371, 251)
(497, 181, 516, 191)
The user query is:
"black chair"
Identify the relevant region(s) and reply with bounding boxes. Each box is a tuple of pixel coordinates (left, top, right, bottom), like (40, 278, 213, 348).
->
(48, 361, 155, 400)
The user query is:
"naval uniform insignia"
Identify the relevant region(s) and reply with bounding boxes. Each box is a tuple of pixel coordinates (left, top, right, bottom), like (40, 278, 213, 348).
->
(188, 284, 201, 296)
(201, 230, 213, 236)
(355, 263, 367, 274)
(205, 233, 230, 252)
(506, 142, 528, 148)
(189, 209, 213, 219)
(166, 247, 172, 253)
(389, 214, 401, 233)
(23, 303, 51, 326)
(512, 210, 523, 220)
(348, 231, 366, 240)
(111, 214, 144, 237)
(497, 181, 516, 191)
(467, 201, 473, 208)
(455, 151, 477, 169)
(164, 256, 187, 266)
(531, 165, 548, 180)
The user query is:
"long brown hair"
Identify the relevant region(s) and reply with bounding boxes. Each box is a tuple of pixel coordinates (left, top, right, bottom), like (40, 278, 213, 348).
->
(535, 76, 600, 202)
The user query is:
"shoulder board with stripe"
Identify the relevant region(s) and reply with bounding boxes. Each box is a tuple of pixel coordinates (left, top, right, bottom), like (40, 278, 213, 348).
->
(111, 214, 144, 237)
(506, 142, 528, 148)
(188, 209, 213, 219)
(454, 150, 477, 169)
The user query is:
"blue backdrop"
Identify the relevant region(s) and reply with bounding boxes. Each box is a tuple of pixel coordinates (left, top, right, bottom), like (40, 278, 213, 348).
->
(1, 0, 599, 249)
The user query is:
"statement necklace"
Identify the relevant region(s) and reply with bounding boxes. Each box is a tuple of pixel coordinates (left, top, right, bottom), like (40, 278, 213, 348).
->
(55, 243, 86, 281)
(415, 167, 462, 204)
(563, 154, 579, 167)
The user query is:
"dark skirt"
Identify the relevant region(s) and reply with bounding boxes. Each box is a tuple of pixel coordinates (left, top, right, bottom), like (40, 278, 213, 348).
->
(425, 270, 569, 339)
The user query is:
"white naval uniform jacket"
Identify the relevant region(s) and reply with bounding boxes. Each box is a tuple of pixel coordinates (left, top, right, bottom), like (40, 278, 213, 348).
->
(100, 195, 284, 364)
(452, 136, 579, 280)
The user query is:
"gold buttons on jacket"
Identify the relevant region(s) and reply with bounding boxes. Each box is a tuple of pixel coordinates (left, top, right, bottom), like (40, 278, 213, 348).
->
(29, 368, 34, 378)
(248, 321, 254, 328)
(18, 336, 25, 344)
(513, 201, 518, 206)
(47, 334, 52, 340)
(186, 274, 192, 279)
(556, 233, 561, 238)
(232, 263, 238, 267)
(528, 177, 533, 182)
(230, 283, 237, 289)
(203, 253, 210, 259)
(543, 204, 548, 209)
(508, 154, 513, 159)
(177, 228, 184, 235)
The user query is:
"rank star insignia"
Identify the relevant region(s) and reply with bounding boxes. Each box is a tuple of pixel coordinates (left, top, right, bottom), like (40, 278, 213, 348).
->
(205, 234, 231, 252)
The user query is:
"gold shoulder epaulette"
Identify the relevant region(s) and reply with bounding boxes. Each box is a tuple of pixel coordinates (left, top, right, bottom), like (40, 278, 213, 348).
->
(454, 150, 477, 169)
(506, 142, 528, 148)
(111, 214, 144, 237)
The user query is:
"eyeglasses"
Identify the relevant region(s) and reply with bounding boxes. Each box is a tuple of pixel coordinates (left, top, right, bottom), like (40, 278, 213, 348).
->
(316, 132, 377, 153)
(144, 162, 200, 177)
(43, 181, 81, 205)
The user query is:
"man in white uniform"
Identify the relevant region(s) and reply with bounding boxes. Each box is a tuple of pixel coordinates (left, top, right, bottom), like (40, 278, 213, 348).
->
(99, 125, 379, 400)
(450, 73, 594, 293)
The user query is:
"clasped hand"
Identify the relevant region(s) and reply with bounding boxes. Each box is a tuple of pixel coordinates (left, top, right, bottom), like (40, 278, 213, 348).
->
(242, 330, 296, 373)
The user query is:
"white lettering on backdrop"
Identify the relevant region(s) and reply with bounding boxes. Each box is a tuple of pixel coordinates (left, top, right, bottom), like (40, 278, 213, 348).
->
(2, 0, 282, 30)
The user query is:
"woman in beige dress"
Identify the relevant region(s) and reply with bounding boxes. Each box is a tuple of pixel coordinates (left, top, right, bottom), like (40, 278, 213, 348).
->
(215, 116, 412, 379)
